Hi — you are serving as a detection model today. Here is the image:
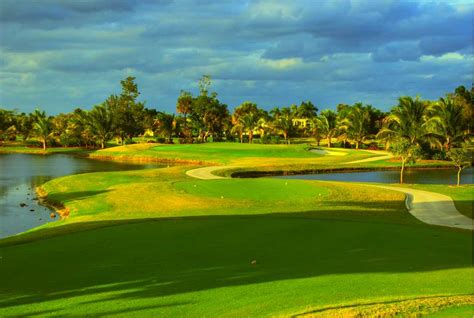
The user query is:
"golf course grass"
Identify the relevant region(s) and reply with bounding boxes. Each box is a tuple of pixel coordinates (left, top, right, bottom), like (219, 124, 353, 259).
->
(0, 142, 472, 317)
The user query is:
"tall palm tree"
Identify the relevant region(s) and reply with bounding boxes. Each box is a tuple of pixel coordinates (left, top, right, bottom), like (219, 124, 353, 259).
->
(341, 105, 371, 149)
(377, 96, 430, 145)
(88, 105, 114, 149)
(32, 109, 52, 151)
(428, 97, 468, 151)
(313, 110, 337, 148)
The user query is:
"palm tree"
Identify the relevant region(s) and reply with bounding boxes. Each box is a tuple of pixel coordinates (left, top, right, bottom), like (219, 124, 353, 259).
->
(272, 116, 294, 144)
(313, 110, 337, 148)
(240, 113, 259, 143)
(341, 105, 371, 149)
(377, 96, 430, 146)
(32, 109, 52, 151)
(88, 105, 114, 149)
(269, 107, 281, 119)
(176, 91, 193, 130)
(256, 117, 269, 138)
(428, 97, 468, 151)
(154, 112, 175, 143)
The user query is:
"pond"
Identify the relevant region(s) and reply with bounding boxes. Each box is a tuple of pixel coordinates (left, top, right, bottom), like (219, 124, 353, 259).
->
(277, 167, 473, 185)
(0, 154, 162, 239)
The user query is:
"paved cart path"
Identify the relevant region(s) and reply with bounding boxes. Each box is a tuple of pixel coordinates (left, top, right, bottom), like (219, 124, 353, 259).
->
(367, 185, 473, 230)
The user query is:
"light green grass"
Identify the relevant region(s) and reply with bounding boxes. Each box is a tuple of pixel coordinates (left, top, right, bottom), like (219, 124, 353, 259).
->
(0, 142, 471, 317)
(89, 142, 373, 165)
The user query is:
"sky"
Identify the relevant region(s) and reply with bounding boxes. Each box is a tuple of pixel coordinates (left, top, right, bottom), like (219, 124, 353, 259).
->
(0, 0, 472, 114)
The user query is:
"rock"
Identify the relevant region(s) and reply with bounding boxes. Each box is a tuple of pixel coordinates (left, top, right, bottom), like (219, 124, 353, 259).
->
(50, 213, 56, 219)
(20, 203, 27, 207)
(251, 260, 257, 265)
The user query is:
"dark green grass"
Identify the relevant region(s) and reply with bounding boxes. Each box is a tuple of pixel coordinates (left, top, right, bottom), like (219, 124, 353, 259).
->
(1, 214, 472, 317)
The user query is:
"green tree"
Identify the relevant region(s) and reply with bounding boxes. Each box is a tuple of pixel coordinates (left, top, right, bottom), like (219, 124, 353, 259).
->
(15, 112, 34, 142)
(429, 97, 469, 151)
(296, 101, 318, 119)
(313, 110, 338, 147)
(31, 109, 52, 150)
(107, 77, 146, 144)
(272, 115, 295, 144)
(176, 91, 193, 130)
(390, 138, 421, 184)
(0, 109, 16, 143)
(88, 105, 114, 149)
(232, 102, 262, 143)
(154, 112, 176, 143)
(341, 104, 371, 149)
(378, 96, 430, 145)
(185, 76, 230, 142)
(447, 146, 472, 186)
(452, 85, 473, 134)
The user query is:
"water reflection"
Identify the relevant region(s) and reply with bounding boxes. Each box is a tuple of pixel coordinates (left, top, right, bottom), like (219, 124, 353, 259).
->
(0, 154, 162, 239)
(277, 167, 473, 185)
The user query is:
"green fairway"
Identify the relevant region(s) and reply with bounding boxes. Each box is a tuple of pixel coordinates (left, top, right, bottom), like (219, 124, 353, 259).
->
(0, 143, 472, 317)
(1, 212, 472, 317)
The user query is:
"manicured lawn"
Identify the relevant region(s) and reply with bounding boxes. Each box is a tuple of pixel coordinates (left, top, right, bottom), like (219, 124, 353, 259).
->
(0, 143, 471, 317)
(1, 210, 472, 317)
(89, 142, 374, 165)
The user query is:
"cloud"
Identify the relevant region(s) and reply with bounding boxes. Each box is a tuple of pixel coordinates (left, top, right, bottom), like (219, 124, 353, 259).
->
(0, 0, 472, 114)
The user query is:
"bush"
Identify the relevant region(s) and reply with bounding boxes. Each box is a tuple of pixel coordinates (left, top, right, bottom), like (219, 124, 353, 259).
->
(367, 142, 379, 150)
(124, 138, 136, 145)
(432, 151, 447, 161)
(259, 134, 272, 144)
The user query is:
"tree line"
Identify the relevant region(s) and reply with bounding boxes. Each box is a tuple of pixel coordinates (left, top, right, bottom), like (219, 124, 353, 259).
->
(0, 75, 472, 183)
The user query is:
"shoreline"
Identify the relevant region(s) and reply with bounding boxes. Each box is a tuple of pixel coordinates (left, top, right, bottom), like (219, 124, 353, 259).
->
(35, 187, 70, 219)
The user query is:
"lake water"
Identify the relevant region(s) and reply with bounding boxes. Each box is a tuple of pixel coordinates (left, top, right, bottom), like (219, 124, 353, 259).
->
(277, 167, 473, 185)
(0, 154, 162, 239)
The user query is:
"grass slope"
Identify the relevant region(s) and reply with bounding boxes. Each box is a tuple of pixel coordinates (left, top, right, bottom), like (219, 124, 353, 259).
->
(0, 143, 472, 317)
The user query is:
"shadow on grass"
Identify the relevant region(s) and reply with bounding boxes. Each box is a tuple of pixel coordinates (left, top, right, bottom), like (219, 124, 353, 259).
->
(0, 205, 472, 315)
(45, 190, 111, 204)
